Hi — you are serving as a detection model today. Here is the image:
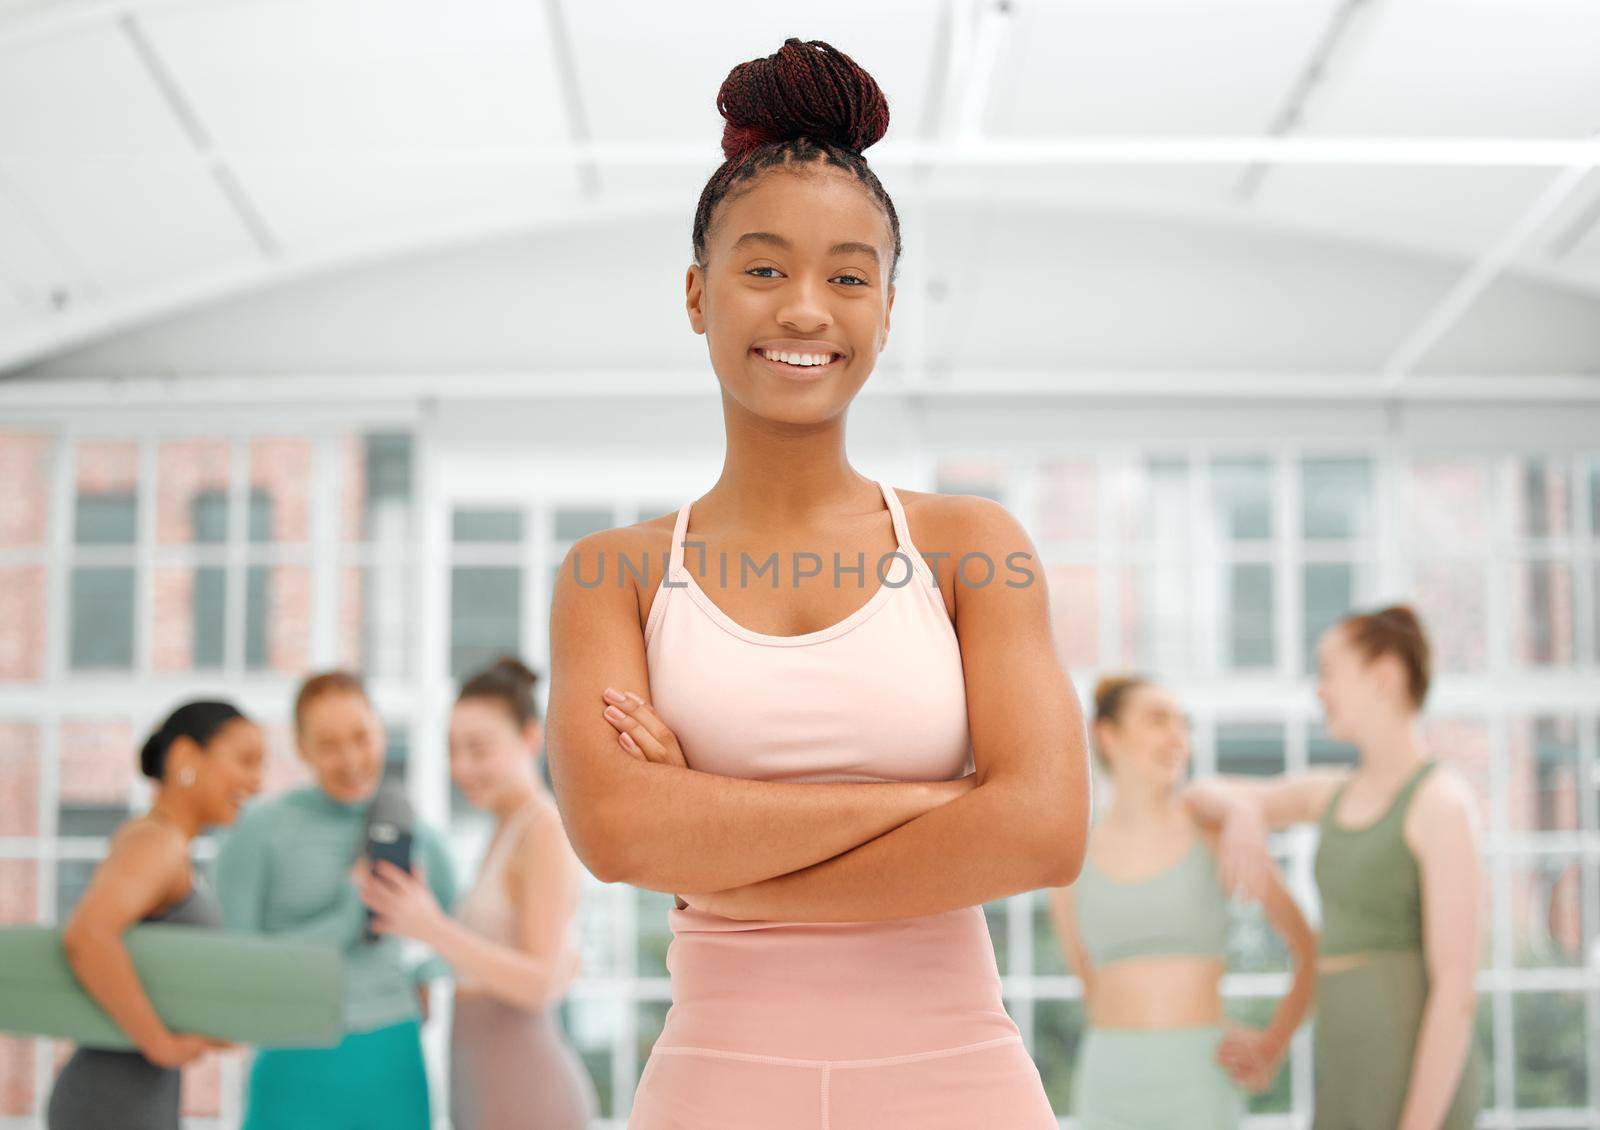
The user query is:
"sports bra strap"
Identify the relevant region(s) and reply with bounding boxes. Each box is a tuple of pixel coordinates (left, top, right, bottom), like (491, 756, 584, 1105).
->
(668, 501, 693, 579)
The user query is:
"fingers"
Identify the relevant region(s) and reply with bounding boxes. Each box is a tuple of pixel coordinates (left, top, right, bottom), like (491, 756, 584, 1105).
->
(602, 688, 687, 768)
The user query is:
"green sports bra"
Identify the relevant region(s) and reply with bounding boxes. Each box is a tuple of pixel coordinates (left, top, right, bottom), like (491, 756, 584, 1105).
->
(1313, 760, 1436, 957)
(1073, 836, 1231, 967)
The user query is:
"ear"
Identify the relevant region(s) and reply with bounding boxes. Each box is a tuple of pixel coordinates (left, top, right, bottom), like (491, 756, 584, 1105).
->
(882, 282, 894, 346)
(166, 734, 203, 780)
(685, 264, 706, 335)
(522, 719, 544, 753)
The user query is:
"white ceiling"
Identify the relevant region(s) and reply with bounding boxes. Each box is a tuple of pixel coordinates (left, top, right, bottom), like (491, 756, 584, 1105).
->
(1, 0, 1598, 388)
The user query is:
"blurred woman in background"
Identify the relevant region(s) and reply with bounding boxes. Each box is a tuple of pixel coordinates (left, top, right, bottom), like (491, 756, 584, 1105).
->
(357, 657, 596, 1130)
(1186, 606, 1484, 1130)
(217, 670, 457, 1130)
(1049, 675, 1314, 1129)
(47, 700, 265, 1130)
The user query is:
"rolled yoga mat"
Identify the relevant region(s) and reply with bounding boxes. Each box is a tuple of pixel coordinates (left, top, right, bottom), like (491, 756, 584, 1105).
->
(0, 924, 343, 1050)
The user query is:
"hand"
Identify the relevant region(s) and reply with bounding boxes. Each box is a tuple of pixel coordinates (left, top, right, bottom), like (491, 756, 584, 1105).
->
(354, 860, 444, 943)
(141, 1030, 215, 1069)
(1215, 1024, 1284, 1093)
(602, 688, 688, 768)
(1216, 800, 1272, 903)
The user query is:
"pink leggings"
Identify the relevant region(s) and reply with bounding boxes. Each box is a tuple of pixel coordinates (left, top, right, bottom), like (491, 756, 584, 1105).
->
(628, 1035, 1056, 1129)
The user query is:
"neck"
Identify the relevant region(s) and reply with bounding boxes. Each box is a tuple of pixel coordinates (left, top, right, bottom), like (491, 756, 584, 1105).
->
(1355, 713, 1427, 776)
(1105, 775, 1182, 826)
(491, 778, 539, 824)
(708, 414, 871, 530)
(147, 793, 201, 839)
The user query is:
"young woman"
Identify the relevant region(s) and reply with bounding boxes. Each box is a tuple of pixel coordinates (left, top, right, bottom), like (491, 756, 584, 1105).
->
(1049, 675, 1315, 1129)
(47, 700, 265, 1130)
(354, 657, 596, 1130)
(545, 38, 1091, 1129)
(216, 670, 458, 1130)
(1186, 606, 1484, 1130)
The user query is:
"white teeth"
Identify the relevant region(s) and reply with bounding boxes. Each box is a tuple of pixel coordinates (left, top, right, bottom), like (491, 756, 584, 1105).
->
(762, 349, 834, 367)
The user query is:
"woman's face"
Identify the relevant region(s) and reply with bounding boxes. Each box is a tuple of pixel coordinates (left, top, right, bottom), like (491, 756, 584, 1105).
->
(1096, 684, 1191, 791)
(448, 698, 538, 811)
(171, 718, 266, 827)
(687, 166, 895, 424)
(297, 691, 386, 805)
(1315, 624, 1407, 741)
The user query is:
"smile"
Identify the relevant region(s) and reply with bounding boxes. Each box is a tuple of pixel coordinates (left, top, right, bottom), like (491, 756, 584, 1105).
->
(750, 347, 843, 381)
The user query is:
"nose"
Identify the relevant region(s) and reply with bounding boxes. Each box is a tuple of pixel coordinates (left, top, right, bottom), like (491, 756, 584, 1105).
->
(776, 276, 832, 334)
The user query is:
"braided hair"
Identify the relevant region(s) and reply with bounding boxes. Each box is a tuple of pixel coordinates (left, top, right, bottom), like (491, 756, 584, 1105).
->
(692, 38, 901, 283)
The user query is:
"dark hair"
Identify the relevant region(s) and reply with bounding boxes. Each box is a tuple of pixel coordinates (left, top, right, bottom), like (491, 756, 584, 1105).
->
(1089, 674, 1151, 769)
(140, 700, 247, 781)
(294, 669, 369, 732)
(458, 656, 542, 729)
(692, 38, 901, 283)
(1340, 605, 1432, 709)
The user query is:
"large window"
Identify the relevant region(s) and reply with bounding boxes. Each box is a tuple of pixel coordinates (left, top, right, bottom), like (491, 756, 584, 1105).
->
(2, 426, 1596, 1128)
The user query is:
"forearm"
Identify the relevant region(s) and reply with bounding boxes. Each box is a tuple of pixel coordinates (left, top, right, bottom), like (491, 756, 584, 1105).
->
(1398, 987, 1477, 1130)
(63, 930, 173, 1050)
(585, 761, 958, 892)
(698, 775, 1083, 923)
(1263, 935, 1318, 1050)
(418, 916, 569, 1012)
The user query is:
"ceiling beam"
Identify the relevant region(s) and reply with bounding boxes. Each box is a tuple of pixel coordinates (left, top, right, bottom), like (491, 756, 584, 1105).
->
(1380, 145, 1600, 387)
(11, 137, 1599, 169)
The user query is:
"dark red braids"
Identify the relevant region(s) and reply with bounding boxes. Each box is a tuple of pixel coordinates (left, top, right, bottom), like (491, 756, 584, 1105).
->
(692, 38, 901, 282)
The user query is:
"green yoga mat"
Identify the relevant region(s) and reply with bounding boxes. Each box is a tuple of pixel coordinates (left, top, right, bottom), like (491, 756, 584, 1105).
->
(0, 924, 343, 1050)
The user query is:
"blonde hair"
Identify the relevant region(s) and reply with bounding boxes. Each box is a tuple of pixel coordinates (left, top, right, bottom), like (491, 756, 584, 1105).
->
(1089, 673, 1151, 768)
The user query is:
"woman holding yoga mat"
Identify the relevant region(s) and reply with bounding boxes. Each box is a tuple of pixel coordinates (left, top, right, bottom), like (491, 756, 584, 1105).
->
(46, 700, 265, 1130)
(1185, 606, 1484, 1130)
(1049, 675, 1315, 1129)
(356, 657, 596, 1130)
(217, 670, 458, 1130)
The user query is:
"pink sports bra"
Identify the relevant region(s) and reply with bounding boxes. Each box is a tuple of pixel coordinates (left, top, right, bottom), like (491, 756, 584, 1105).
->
(452, 800, 579, 993)
(643, 478, 973, 786)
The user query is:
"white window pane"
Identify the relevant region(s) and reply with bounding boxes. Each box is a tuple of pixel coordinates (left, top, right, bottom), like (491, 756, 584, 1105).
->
(450, 566, 521, 679)
(1405, 460, 1489, 551)
(151, 566, 225, 672)
(69, 566, 135, 669)
(1037, 460, 1097, 542)
(452, 507, 523, 543)
(1509, 561, 1575, 668)
(1224, 563, 1274, 669)
(1504, 457, 1573, 541)
(0, 432, 52, 549)
(246, 565, 310, 674)
(249, 437, 312, 544)
(1211, 456, 1273, 541)
(1301, 457, 1373, 540)
(157, 439, 230, 545)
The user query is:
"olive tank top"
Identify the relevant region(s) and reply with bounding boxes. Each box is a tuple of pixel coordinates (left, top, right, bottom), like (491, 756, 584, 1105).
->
(1313, 759, 1437, 957)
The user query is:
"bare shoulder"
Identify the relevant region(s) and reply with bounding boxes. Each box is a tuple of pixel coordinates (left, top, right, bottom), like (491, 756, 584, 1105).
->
(1407, 764, 1482, 846)
(892, 489, 1039, 614)
(108, 817, 187, 870)
(553, 514, 678, 637)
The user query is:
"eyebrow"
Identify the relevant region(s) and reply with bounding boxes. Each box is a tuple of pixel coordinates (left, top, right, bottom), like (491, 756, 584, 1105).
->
(730, 231, 880, 265)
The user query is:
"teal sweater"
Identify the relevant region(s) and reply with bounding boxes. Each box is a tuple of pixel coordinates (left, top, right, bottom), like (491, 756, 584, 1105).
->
(215, 785, 458, 1035)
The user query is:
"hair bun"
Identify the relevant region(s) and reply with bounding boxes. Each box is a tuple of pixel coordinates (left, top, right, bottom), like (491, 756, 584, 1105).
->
(139, 727, 170, 781)
(717, 38, 890, 164)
